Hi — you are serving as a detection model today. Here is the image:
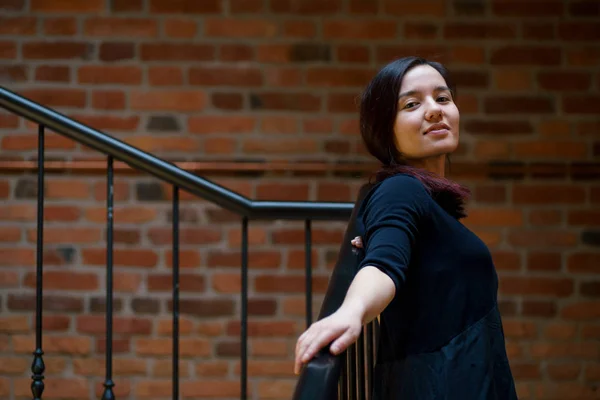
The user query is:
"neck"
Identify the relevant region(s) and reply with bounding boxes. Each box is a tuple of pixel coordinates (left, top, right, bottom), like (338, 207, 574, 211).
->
(409, 155, 446, 177)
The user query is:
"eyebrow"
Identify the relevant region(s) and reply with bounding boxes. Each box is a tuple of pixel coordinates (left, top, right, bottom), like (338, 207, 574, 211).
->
(398, 85, 451, 99)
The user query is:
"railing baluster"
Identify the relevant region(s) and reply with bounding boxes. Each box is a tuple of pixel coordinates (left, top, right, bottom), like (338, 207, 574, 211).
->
(357, 332, 365, 400)
(102, 156, 115, 400)
(304, 219, 312, 328)
(241, 217, 249, 400)
(31, 124, 45, 400)
(339, 352, 348, 400)
(366, 322, 374, 400)
(348, 344, 357, 400)
(172, 187, 180, 400)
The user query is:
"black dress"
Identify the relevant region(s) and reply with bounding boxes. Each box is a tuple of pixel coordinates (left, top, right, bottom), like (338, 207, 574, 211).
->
(355, 174, 518, 400)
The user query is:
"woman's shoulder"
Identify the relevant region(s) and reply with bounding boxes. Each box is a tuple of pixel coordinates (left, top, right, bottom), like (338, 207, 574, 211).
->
(357, 173, 432, 221)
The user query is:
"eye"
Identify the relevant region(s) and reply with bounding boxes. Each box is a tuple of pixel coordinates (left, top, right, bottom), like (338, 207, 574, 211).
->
(403, 101, 418, 109)
(437, 96, 451, 103)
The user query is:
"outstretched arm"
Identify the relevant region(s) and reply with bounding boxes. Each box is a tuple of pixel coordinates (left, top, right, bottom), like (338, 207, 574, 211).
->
(293, 265, 394, 374)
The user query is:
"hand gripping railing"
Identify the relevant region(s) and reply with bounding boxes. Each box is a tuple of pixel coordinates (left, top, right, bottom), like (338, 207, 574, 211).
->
(0, 86, 355, 400)
(293, 184, 378, 400)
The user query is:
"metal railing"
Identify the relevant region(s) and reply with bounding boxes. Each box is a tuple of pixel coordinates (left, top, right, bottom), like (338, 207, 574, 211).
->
(0, 85, 378, 400)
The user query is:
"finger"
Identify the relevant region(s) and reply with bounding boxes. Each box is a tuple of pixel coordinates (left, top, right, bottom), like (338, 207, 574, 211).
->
(295, 329, 318, 374)
(301, 328, 342, 363)
(329, 327, 360, 355)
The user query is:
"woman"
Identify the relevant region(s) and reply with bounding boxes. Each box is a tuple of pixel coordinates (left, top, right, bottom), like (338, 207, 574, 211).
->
(294, 57, 517, 399)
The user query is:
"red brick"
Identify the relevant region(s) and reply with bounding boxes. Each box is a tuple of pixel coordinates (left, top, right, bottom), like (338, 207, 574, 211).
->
(283, 20, 316, 38)
(568, 211, 600, 226)
(254, 275, 328, 293)
(323, 20, 396, 39)
(256, 183, 309, 201)
(227, 320, 296, 336)
(0, 226, 20, 242)
(568, 253, 600, 274)
(211, 92, 244, 110)
(148, 273, 205, 292)
(527, 252, 562, 271)
(561, 302, 600, 320)
(31, 0, 104, 12)
(544, 323, 577, 340)
(559, 23, 600, 41)
(0, 41, 16, 59)
(140, 43, 214, 61)
(562, 95, 600, 114)
(510, 363, 541, 380)
(43, 17, 77, 35)
(227, 226, 267, 246)
(0, 316, 30, 333)
(538, 71, 591, 91)
(14, 335, 92, 355)
(23, 41, 90, 60)
(567, 46, 600, 66)
(513, 185, 585, 204)
(164, 250, 202, 268)
(24, 271, 98, 291)
(491, 46, 561, 66)
(306, 67, 374, 87)
(205, 18, 277, 37)
(147, 66, 182, 86)
(207, 250, 281, 269)
(125, 136, 200, 152)
(513, 141, 587, 158)
(464, 208, 523, 227)
(92, 90, 125, 110)
(257, 380, 295, 399)
(384, 0, 445, 16)
(20, 88, 86, 108)
(131, 91, 206, 111)
(83, 17, 158, 37)
(43, 315, 71, 331)
(78, 65, 142, 85)
(546, 363, 581, 380)
(484, 96, 554, 114)
(111, 0, 143, 12)
(508, 231, 578, 247)
(473, 140, 509, 159)
(522, 23, 556, 40)
(46, 179, 90, 199)
(149, 0, 221, 13)
(500, 276, 573, 297)
(82, 249, 158, 268)
(0, 271, 19, 287)
(444, 23, 516, 39)
(148, 227, 221, 245)
(530, 342, 599, 359)
(220, 44, 254, 62)
(264, 67, 302, 86)
(71, 114, 139, 131)
(35, 65, 70, 82)
(1, 248, 35, 267)
(0, 204, 35, 221)
(272, 228, 343, 244)
(77, 316, 152, 335)
(189, 66, 263, 86)
(0, 16, 36, 35)
(336, 45, 370, 64)
(163, 18, 197, 38)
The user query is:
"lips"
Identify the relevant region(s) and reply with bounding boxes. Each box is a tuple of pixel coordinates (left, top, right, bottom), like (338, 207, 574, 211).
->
(424, 123, 450, 135)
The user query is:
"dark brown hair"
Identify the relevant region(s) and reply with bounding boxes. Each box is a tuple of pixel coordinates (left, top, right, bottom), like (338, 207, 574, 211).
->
(359, 56, 470, 219)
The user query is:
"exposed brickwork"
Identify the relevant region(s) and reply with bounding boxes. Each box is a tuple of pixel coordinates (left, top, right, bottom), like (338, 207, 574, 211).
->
(0, 1, 599, 399)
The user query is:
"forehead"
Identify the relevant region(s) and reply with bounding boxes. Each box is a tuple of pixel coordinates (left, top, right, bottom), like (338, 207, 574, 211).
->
(399, 65, 447, 92)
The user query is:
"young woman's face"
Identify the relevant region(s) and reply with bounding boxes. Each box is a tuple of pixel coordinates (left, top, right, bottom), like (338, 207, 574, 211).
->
(393, 65, 460, 161)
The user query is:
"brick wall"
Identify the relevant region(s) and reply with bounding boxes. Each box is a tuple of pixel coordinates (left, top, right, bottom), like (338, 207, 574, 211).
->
(0, 0, 599, 399)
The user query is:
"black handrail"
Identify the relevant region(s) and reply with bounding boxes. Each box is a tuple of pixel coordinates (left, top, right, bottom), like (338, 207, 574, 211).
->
(0, 86, 354, 221)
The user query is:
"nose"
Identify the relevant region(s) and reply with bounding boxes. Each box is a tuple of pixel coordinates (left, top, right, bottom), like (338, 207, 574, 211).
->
(425, 97, 443, 121)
